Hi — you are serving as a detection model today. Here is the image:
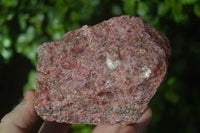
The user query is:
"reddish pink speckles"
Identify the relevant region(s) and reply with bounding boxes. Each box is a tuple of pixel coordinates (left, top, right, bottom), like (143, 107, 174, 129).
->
(35, 15, 170, 125)
(70, 46, 84, 54)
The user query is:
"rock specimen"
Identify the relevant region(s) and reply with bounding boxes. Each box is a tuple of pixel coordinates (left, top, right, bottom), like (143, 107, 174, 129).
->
(35, 15, 171, 125)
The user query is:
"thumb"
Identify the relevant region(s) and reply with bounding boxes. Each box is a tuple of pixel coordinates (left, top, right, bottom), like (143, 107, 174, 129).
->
(92, 107, 152, 133)
(133, 107, 152, 133)
(0, 90, 38, 133)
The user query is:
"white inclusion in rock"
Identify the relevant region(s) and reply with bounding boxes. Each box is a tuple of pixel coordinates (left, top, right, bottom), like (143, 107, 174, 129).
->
(106, 55, 121, 70)
(104, 81, 111, 89)
(141, 66, 151, 78)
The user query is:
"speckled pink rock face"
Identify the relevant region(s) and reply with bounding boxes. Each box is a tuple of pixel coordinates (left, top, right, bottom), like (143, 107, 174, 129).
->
(35, 15, 170, 125)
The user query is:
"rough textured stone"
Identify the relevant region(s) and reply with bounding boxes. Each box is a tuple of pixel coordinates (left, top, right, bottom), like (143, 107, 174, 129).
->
(35, 15, 171, 125)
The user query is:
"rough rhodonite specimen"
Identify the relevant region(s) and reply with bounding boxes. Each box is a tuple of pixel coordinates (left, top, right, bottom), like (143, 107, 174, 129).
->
(35, 15, 171, 125)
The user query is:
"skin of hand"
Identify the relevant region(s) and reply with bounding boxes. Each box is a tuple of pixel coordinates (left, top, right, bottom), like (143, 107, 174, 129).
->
(0, 90, 152, 133)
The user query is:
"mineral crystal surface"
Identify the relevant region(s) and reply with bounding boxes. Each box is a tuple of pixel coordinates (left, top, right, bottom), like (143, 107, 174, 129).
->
(35, 15, 171, 125)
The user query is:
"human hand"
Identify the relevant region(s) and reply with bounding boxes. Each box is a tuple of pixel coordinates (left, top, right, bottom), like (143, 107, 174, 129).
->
(0, 90, 39, 133)
(0, 90, 152, 133)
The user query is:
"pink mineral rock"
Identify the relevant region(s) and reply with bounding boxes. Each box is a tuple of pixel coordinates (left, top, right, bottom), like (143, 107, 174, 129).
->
(35, 15, 171, 125)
